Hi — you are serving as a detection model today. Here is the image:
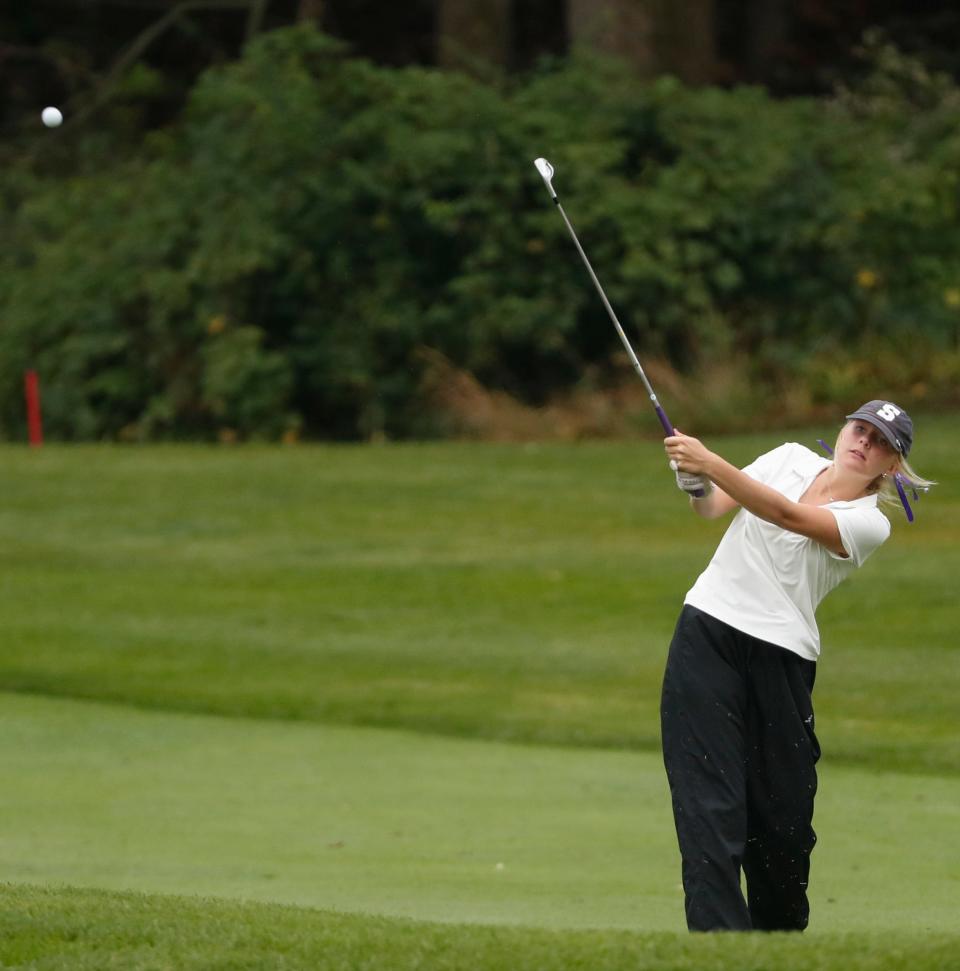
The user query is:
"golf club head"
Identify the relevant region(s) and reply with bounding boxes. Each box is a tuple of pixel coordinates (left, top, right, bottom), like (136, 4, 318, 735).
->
(534, 157, 557, 198)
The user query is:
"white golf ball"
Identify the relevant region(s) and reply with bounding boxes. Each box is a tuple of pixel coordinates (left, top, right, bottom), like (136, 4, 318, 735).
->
(42, 106, 63, 128)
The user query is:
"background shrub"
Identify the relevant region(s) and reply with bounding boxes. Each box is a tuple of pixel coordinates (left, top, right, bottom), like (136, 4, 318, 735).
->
(1, 27, 957, 441)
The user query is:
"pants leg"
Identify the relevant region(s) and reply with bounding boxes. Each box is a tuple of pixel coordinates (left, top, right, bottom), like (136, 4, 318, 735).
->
(661, 607, 752, 931)
(743, 644, 820, 931)
(661, 606, 820, 933)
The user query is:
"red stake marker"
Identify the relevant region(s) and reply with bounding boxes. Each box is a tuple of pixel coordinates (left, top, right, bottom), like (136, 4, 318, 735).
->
(24, 370, 43, 447)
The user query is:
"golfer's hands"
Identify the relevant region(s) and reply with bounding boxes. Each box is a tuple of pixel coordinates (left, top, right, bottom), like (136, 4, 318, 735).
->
(665, 431, 714, 496)
(665, 430, 713, 474)
(674, 468, 710, 495)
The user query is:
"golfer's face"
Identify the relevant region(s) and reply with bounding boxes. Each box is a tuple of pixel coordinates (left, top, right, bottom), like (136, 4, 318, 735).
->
(837, 421, 897, 476)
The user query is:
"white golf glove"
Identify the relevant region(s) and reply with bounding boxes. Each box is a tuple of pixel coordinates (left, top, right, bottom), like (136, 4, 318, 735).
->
(669, 460, 712, 497)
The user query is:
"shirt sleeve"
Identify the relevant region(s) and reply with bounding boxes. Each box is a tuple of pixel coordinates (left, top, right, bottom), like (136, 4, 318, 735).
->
(741, 443, 800, 484)
(828, 506, 891, 566)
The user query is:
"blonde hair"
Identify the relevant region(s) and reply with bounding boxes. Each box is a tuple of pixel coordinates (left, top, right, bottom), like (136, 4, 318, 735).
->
(834, 425, 937, 512)
(876, 455, 937, 513)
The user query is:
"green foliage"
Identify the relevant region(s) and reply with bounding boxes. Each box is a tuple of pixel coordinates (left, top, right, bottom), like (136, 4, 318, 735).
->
(1, 27, 959, 440)
(201, 325, 295, 440)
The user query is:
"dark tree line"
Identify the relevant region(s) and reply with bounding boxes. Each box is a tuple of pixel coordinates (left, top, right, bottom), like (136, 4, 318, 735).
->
(4, 1, 960, 142)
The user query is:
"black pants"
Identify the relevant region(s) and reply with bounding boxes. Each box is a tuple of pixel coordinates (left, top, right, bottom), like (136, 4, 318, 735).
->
(660, 606, 820, 932)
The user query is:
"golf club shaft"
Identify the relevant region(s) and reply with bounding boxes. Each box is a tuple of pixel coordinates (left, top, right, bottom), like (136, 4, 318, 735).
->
(535, 157, 706, 498)
(550, 198, 675, 436)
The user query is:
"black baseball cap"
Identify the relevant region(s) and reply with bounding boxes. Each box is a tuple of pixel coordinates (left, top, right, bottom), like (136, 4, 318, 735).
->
(845, 400, 913, 457)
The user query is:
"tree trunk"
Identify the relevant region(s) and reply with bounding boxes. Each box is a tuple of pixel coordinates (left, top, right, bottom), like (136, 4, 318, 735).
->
(297, 0, 325, 25)
(742, 0, 791, 82)
(567, 0, 717, 84)
(436, 0, 512, 73)
(246, 0, 270, 41)
(567, 0, 656, 74)
(657, 0, 716, 84)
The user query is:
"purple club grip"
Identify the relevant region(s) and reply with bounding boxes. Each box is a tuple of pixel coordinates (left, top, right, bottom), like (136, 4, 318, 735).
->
(654, 405, 675, 436)
(658, 403, 706, 498)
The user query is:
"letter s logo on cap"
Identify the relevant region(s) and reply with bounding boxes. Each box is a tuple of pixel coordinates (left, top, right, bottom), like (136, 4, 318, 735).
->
(877, 403, 901, 422)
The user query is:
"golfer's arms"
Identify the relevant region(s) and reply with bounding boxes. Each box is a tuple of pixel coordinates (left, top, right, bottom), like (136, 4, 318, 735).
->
(698, 455, 847, 556)
(689, 485, 739, 519)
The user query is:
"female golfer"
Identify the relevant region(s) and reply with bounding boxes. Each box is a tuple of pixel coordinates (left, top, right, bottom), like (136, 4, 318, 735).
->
(660, 400, 932, 933)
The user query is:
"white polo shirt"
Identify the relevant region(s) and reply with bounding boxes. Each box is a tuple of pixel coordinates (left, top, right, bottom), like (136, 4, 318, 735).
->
(684, 442, 891, 661)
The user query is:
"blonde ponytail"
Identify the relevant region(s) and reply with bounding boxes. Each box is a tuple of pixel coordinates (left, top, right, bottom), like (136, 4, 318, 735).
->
(875, 456, 937, 514)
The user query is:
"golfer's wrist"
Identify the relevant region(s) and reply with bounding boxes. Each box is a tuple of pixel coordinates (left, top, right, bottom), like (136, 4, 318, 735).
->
(700, 453, 721, 481)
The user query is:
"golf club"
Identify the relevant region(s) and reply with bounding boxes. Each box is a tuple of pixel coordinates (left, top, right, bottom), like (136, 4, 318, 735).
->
(534, 156, 705, 496)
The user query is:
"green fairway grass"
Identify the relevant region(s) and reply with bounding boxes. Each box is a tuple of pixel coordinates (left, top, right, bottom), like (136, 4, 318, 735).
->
(0, 419, 957, 773)
(1, 692, 958, 933)
(0, 421, 957, 965)
(3, 884, 959, 971)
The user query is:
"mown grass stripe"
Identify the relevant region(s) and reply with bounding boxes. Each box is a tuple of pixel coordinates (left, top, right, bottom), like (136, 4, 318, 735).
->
(1, 692, 958, 934)
(0, 424, 957, 774)
(2, 884, 959, 971)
